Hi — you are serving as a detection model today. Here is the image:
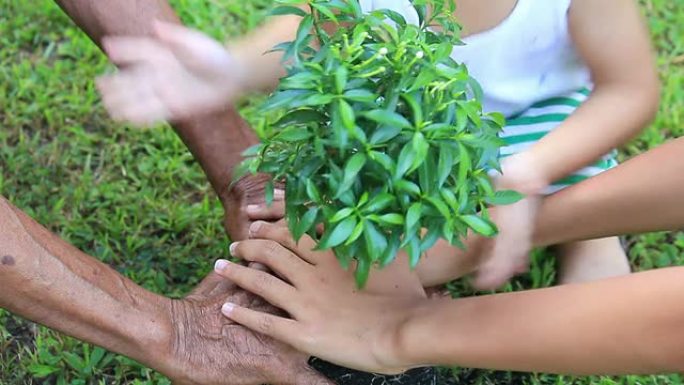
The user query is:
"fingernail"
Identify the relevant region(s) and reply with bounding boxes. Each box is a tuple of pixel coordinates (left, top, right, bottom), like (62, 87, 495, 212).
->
(274, 189, 285, 198)
(249, 221, 263, 237)
(246, 204, 260, 214)
(222, 302, 235, 315)
(214, 259, 229, 272)
(229, 242, 239, 255)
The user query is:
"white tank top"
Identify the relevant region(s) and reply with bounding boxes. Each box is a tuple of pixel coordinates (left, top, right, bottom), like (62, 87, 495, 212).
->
(359, 0, 591, 117)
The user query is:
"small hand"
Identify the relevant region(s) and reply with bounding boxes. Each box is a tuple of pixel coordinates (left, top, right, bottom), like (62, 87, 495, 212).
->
(212, 222, 426, 375)
(473, 152, 547, 290)
(97, 20, 246, 126)
(164, 272, 333, 385)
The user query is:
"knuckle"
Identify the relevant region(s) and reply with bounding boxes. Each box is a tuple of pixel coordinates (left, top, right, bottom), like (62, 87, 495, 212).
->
(257, 315, 274, 334)
(274, 227, 296, 247)
(253, 271, 274, 292)
(262, 240, 282, 260)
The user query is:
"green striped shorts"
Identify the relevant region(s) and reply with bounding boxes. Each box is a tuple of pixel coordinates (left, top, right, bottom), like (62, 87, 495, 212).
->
(500, 88, 618, 195)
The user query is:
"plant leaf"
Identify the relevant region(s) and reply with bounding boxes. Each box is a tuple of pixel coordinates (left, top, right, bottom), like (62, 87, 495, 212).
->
(338, 99, 355, 129)
(395, 141, 416, 178)
(380, 231, 401, 267)
(363, 220, 388, 262)
(334, 65, 348, 93)
(344, 89, 377, 102)
(377, 213, 404, 226)
(318, 216, 358, 249)
(354, 257, 371, 288)
(486, 190, 525, 205)
(337, 153, 366, 195)
(364, 109, 412, 129)
(311, 2, 339, 23)
(274, 126, 312, 142)
(405, 234, 421, 268)
(269, 5, 308, 17)
(330, 207, 354, 223)
(295, 207, 319, 240)
(362, 193, 396, 213)
(437, 143, 454, 187)
(370, 124, 402, 144)
(265, 179, 274, 206)
(461, 215, 497, 237)
(345, 220, 365, 245)
(405, 202, 422, 234)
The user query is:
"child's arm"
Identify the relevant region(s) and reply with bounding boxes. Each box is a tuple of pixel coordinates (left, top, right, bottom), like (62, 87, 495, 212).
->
(396, 266, 684, 375)
(216, 132, 684, 372)
(528, 0, 660, 182)
(416, 136, 684, 287)
(215, 224, 684, 376)
(226, 14, 303, 93)
(472, 0, 660, 289)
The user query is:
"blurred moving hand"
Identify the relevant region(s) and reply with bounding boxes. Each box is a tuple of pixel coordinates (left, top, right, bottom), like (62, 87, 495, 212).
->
(97, 21, 246, 126)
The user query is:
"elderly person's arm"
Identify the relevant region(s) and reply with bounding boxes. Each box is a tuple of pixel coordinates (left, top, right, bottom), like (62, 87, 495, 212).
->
(54, 0, 277, 241)
(0, 196, 329, 384)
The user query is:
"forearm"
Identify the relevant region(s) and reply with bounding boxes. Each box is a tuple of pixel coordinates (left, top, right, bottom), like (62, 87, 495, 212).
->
(401, 266, 684, 374)
(529, 0, 660, 185)
(416, 237, 482, 287)
(229, 14, 302, 93)
(54, 0, 179, 44)
(526, 84, 658, 185)
(417, 137, 684, 286)
(55, 0, 259, 202)
(0, 197, 174, 374)
(534, 136, 684, 246)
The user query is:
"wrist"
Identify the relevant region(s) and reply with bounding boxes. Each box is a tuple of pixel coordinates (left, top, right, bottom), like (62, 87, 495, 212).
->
(391, 300, 435, 370)
(498, 152, 549, 195)
(129, 296, 178, 377)
(150, 299, 204, 383)
(220, 173, 271, 207)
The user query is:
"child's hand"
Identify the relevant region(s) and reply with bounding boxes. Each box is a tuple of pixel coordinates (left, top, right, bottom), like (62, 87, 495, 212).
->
(96, 21, 246, 126)
(214, 222, 425, 375)
(474, 153, 547, 290)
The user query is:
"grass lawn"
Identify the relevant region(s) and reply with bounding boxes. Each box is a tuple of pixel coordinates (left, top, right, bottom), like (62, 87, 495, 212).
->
(1, 0, 683, 383)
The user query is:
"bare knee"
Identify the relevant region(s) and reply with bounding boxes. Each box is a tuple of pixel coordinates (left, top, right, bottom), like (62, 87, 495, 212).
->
(556, 237, 631, 285)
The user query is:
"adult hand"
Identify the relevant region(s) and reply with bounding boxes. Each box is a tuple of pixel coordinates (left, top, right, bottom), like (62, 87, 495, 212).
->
(221, 174, 285, 242)
(97, 20, 246, 126)
(473, 152, 546, 290)
(212, 222, 426, 375)
(164, 272, 333, 385)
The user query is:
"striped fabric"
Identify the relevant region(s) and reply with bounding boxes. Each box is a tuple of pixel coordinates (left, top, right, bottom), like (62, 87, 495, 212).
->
(499, 88, 618, 195)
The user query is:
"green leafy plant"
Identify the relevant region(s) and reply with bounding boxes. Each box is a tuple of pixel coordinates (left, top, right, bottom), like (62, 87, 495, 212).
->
(240, 0, 519, 287)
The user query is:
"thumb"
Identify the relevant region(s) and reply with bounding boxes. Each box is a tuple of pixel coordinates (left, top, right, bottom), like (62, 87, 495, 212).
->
(472, 244, 518, 290)
(473, 241, 531, 290)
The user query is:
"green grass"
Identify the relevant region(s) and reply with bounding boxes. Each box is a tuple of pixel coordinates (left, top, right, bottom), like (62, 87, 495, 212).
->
(0, 0, 683, 384)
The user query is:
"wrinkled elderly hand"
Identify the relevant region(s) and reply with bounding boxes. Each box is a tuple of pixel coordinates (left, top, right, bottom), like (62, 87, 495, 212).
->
(164, 272, 332, 385)
(221, 174, 285, 243)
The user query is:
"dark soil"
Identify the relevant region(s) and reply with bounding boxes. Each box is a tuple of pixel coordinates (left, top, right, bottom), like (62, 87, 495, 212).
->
(310, 359, 535, 385)
(310, 358, 438, 385)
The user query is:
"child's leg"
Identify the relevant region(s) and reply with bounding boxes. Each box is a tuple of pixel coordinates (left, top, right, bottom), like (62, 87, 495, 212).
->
(555, 237, 631, 284)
